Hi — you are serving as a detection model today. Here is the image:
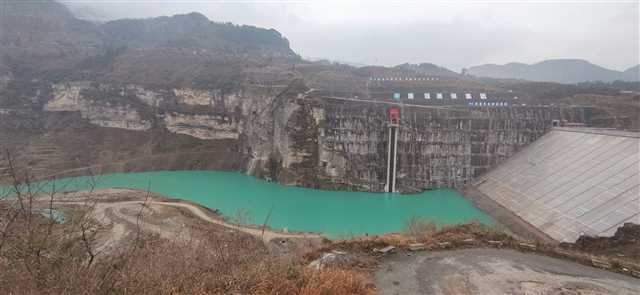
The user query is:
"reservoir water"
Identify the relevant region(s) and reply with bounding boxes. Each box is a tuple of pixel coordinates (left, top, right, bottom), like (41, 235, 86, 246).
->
(14, 171, 493, 238)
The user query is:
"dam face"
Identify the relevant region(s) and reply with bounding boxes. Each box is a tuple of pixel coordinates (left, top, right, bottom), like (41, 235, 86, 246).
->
(475, 128, 640, 242)
(290, 77, 602, 192)
(307, 97, 591, 192)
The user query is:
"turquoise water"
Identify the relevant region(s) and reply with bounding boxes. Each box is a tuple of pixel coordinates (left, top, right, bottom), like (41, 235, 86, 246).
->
(4, 171, 492, 238)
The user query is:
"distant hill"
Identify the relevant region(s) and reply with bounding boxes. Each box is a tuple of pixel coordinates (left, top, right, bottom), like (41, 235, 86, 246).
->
(102, 12, 295, 57)
(468, 59, 639, 84)
(395, 63, 459, 77)
(59, 0, 112, 22)
(305, 57, 368, 68)
(624, 65, 640, 81)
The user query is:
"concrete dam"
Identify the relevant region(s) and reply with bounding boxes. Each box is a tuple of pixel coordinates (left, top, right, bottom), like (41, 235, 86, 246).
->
(475, 128, 640, 242)
(312, 99, 548, 192)
(301, 91, 595, 193)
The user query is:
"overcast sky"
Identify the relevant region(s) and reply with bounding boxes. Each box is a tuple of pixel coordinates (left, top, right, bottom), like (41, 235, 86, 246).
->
(62, 0, 639, 71)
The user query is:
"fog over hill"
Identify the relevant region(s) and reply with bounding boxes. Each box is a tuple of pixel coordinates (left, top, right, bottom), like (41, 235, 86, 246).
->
(0, 0, 297, 87)
(468, 59, 640, 84)
(3, 0, 637, 88)
(394, 63, 460, 77)
(59, 0, 639, 73)
(624, 65, 640, 80)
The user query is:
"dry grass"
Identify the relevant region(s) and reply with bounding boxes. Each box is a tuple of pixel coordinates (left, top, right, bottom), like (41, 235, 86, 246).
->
(0, 151, 373, 295)
(0, 203, 374, 295)
(404, 217, 437, 240)
(297, 268, 375, 295)
(320, 221, 514, 256)
(401, 219, 510, 245)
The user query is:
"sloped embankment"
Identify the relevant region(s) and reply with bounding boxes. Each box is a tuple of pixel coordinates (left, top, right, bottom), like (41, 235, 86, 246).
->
(475, 127, 639, 242)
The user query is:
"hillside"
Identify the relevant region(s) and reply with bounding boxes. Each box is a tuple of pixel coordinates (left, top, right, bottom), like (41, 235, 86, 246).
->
(395, 63, 460, 77)
(468, 59, 638, 84)
(0, 0, 103, 75)
(0, 0, 297, 85)
(101, 13, 295, 56)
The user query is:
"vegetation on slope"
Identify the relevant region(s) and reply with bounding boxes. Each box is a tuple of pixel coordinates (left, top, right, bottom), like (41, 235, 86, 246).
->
(0, 158, 374, 295)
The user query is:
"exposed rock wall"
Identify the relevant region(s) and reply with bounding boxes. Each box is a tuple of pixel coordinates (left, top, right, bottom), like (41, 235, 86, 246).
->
(163, 113, 240, 140)
(46, 82, 152, 131)
(1, 81, 264, 181)
(43, 82, 250, 137)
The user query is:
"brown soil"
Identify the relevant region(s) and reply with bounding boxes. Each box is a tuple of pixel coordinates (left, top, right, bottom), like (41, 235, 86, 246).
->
(311, 222, 640, 280)
(561, 223, 640, 260)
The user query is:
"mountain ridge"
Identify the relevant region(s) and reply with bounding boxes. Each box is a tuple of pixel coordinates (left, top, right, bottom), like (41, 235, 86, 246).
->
(395, 63, 459, 77)
(468, 59, 639, 84)
(0, 0, 298, 83)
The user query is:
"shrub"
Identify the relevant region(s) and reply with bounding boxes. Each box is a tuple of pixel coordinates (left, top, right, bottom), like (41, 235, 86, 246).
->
(404, 217, 437, 241)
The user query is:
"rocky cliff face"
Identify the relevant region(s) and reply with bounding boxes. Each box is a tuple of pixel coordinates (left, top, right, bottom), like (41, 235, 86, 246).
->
(1, 81, 266, 180)
(42, 82, 264, 137)
(46, 82, 152, 131)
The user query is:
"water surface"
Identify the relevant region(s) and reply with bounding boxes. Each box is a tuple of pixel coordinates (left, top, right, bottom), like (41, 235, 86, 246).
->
(15, 171, 493, 238)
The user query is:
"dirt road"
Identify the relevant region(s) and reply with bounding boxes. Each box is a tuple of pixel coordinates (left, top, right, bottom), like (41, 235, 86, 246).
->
(376, 248, 640, 295)
(57, 192, 321, 242)
(146, 200, 320, 241)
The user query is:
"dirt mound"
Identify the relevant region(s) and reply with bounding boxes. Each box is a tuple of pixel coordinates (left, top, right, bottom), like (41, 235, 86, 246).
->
(565, 223, 640, 259)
